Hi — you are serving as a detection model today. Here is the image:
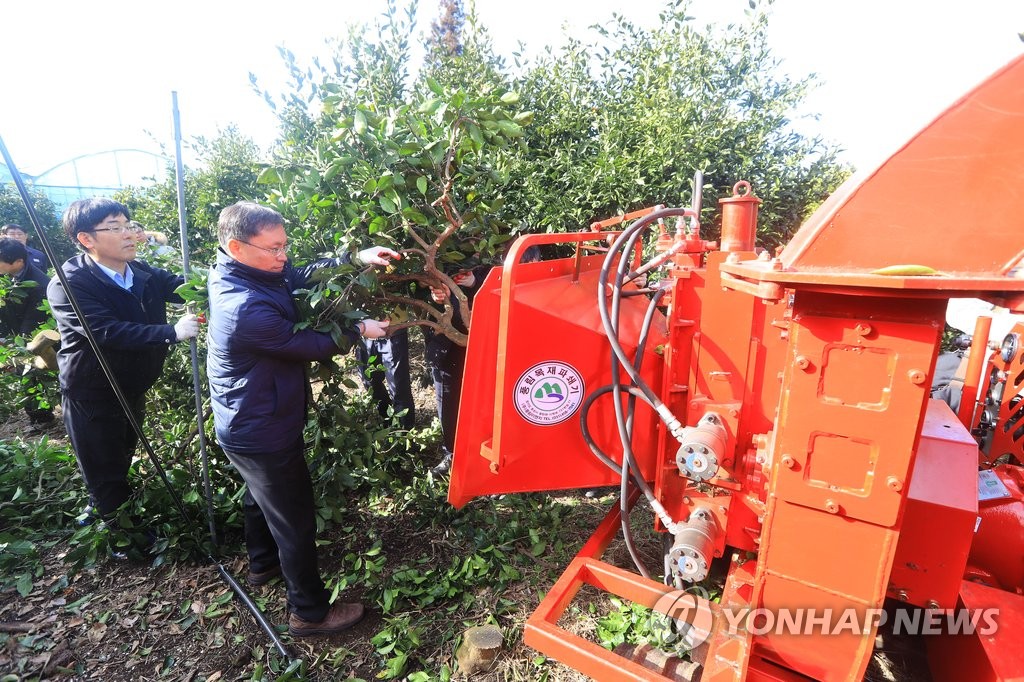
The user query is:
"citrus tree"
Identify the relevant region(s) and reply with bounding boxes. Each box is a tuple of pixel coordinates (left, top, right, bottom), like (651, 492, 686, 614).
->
(503, 0, 850, 248)
(116, 126, 265, 267)
(257, 1, 527, 345)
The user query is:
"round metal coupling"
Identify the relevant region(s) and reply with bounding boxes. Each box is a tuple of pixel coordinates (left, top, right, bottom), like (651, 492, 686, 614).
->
(674, 413, 727, 481)
(668, 508, 718, 583)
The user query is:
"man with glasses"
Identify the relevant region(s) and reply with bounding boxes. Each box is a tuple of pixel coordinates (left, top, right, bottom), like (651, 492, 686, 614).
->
(207, 200, 395, 636)
(47, 198, 199, 545)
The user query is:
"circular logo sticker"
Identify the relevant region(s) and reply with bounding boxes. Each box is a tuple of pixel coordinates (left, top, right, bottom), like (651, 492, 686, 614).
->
(513, 361, 585, 426)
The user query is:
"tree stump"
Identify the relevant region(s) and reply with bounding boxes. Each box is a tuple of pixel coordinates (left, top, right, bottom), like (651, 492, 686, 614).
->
(455, 624, 503, 675)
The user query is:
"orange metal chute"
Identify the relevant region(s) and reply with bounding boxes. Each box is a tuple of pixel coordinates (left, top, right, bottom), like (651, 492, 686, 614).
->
(778, 53, 1024, 279)
(448, 233, 665, 508)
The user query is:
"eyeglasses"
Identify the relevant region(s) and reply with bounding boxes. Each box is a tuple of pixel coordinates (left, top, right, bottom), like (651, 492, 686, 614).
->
(237, 240, 289, 257)
(91, 223, 133, 235)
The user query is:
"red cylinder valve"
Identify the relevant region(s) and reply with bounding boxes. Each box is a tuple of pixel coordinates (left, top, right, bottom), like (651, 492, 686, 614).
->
(718, 180, 762, 253)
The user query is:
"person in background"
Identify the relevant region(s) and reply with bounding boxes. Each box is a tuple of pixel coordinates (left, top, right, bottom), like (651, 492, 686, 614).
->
(0, 237, 54, 425)
(129, 221, 149, 247)
(128, 221, 177, 258)
(0, 237, 48, 337)
(47, 198, 199, 536)
(355, 326, 416, 430)
(424, 245, 540, 474)
(2, 223, 50, 271)
(206, 200, 396, 637)
(423, 268, 486, 474)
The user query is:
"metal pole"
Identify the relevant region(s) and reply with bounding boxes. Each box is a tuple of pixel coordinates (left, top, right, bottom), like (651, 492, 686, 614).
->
(171, 92, 218, 548)
(690, 169, 704, 235)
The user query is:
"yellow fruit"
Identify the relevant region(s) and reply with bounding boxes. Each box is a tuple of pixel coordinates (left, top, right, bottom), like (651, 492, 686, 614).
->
(870, 264, 942, 277)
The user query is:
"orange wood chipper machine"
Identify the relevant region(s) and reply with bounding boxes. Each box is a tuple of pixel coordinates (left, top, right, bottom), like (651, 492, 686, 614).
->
(448, 54, 1024, 681)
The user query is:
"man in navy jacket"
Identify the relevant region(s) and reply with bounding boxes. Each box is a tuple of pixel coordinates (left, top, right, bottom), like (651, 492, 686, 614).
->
(207, 201, 393, 637)
(1, 237, 54, 424)
(0, 237, 48, 337)
(2, 224, 50, 272)
(47, 199, 199, 527)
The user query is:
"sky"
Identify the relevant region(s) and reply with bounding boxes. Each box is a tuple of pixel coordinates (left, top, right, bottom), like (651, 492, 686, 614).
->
(0, 0, 1021, 182)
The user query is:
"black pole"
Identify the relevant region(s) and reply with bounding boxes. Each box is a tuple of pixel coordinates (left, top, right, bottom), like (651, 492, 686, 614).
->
(0, 134, 194, 527)
(1, 132, 293, 662)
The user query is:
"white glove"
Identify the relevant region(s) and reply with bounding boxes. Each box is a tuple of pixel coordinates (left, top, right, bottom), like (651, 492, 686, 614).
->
(173, 314, 200, 342)
(357, 246, 401, 267)
(357, 319, 390, 339)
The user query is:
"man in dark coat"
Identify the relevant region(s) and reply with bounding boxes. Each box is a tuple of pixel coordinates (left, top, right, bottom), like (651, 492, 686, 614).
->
(354, 326, 416, 429)
(47, 198, 199, 526)
(2, 224, 50, 271)
(206, 201, 394, 637)
(0, 237, 48, 336)
(1, 237, 54, 424)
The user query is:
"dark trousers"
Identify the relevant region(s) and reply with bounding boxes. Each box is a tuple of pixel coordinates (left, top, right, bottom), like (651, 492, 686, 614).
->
(223, 441, 330, 622)
(354, 327, 415, 429)
(63, 393, 145, 517)
(424, 329, 467, 454)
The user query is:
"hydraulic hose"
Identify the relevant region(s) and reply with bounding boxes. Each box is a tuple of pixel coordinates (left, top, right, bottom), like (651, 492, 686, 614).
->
(598, 207, 694, 435)
(616, 286, 667, 578)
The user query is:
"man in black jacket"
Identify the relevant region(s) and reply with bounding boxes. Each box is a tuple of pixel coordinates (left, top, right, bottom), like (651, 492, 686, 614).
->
(47, 198, 199, 528)
(2, 224, 50, 272)
(0, 237, 48, 337)
(1, 237, 53, 424)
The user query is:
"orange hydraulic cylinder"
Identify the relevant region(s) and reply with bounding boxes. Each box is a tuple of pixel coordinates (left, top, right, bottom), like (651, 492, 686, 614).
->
(718, 180, 762, 252)
(957, 315, 992, 427)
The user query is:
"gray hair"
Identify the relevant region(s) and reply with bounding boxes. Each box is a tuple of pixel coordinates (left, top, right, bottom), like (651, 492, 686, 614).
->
(217, 201, 284, 249)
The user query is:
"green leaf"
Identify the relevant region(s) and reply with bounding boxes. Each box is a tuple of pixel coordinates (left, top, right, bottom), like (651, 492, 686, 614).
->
(496, 120, 523, 138)
(416, 176, 427, 196)
(426, 76, 444, 96)
(513, 111, 535, 125)
(466, 122, 484, 148)
(402, 208, 429, 225)
(417, 98, 442, 115)
(354, 109, 368, 135)
(500, 91, 520, 104)
(256, 167, 281, 184)
(16, 573, 32, 597)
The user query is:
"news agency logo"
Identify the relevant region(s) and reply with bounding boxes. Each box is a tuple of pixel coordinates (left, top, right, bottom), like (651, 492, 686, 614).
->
(649, 587, 715, 653)
(646, 589, 999, 652)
